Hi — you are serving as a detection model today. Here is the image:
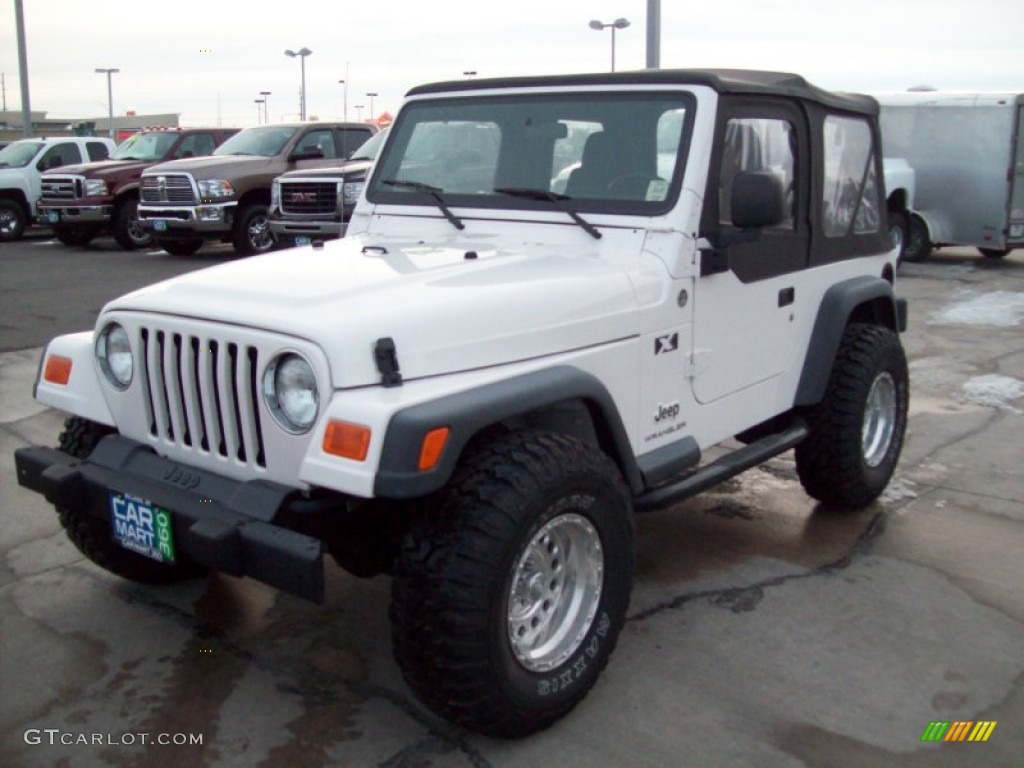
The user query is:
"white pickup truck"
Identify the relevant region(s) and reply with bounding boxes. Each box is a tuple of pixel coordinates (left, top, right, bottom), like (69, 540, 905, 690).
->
(0, 136, 116, 241)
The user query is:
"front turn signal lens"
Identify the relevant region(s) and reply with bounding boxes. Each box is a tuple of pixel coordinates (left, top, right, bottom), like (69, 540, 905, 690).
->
(418, 427, 450, 471)
(43, 355, 73, 385)
(323, 420, 371, 461)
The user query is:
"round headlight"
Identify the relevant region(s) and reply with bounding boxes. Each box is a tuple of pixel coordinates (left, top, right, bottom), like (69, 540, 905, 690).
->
(96, 322, 133, 389)
(263, 353, 319, 433)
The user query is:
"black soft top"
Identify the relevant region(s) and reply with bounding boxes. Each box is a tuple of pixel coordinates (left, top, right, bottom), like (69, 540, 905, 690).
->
(406, 68, 877, 115)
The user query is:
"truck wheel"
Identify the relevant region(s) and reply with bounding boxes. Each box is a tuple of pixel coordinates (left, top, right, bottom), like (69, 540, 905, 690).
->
(901, 214, 931, 262)
(53, 224, 98, 247)
(156, 238, 203, 256)
(887, 211, 906, 261)
(232, 203, 274, 255)
(391, 430, 634, 737)
(112, 199, 153, 250)
(795, 324, 908, 510)
(55, 417, 205, 584)
(0, 199, 27, 241)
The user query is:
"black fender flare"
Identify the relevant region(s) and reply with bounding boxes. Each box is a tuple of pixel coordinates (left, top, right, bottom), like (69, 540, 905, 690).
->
(795, 276, 908, 407)
(373, 365, 643, 499)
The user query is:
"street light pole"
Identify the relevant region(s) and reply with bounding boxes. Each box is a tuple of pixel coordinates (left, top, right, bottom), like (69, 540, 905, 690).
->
(354, 105, 364, 122)
(254, 99, 265, 125)
(588, 18, 631, 72)
(366, 92, 378, 122)
(95, 67, 120, 139)
(339, 79, 348, 122)
(260, 91, 271, 124)
(284, 48, 312, 121)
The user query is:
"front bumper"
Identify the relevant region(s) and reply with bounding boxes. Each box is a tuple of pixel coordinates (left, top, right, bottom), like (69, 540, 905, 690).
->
(36, 203, 113, 225)
(268, 216, 346, 241)
(15, 435, 326, 602)
(137, 202, 236, 237)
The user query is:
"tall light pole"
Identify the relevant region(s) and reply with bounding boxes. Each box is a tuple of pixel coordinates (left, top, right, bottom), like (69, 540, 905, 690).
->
(366, 92, 378, 122)
(646, 0, 660, 69)
(284, 47, 312, 121)
(338, 79, 348, 122)
(588, 18, 630, 72)
(354, 105, 364, 122)
(463, 70, 477, 78)
(95, 67, 119, 139)
(15, 0, 31, 137)
(260, 91, 271, 124)
(254, 98, 265, 125)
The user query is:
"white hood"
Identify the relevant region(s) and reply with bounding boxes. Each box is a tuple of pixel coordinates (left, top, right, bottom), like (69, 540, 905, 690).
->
(104, 228, 642, 387)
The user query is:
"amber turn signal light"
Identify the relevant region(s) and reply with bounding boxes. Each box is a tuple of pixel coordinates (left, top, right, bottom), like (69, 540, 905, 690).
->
(323, 420, 371, 461)
(418, 427, 450, 471)
(43, 355, 73, 385)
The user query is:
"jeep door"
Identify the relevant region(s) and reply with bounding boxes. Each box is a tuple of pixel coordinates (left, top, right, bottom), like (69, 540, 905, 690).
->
(692, 100, 810, 404)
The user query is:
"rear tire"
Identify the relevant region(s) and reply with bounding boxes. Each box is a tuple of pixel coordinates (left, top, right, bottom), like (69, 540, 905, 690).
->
(901, 214, 931, 262)
(156, 237, 203, 256)
(796, 324, 909, 510)
(53, 224, 98, 247)
(391, 430, 634, 737)
(112, 198, 153, 250)
(978, 248, 1010, 259)
(887, 210, 906, 261)
(56, 417, 205, 584)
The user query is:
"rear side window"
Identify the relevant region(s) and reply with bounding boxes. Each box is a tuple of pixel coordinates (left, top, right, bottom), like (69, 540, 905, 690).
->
(822, 116, 881, 237)
(174, 133, 216, 158)
(87, 141, 110, 160)
(337, 128, 373, 158)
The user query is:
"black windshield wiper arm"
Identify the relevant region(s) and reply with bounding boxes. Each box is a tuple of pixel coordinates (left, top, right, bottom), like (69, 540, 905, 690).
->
(493, 187, 602, 240)
(380, 179, 465, 231)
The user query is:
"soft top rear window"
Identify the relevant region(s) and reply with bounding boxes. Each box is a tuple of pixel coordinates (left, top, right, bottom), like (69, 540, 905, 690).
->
(367, 91, 695, 216)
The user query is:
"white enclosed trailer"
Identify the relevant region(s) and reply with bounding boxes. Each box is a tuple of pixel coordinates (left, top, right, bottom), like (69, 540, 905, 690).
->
(876, 91, 1024, 261)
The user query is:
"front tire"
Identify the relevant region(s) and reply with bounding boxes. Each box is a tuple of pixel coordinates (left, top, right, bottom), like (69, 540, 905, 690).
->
(112, 198, 153, 250)
(796, 324, 909, 509)
(0, 199, 27, 241)
(391, 430, 634, 737)
(232, 203, 274, 255)
(56, 417, 205, 584)
(53, 224, 98, 247)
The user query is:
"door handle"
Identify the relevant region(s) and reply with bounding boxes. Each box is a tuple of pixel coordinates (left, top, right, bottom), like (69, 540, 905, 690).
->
(778, 287, 795, 307)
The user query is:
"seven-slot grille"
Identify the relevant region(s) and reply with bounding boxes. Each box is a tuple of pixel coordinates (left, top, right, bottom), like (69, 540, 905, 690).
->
(141, 174, 196, 204)
(139, 327, 266, 469)
(280, 180, 340, 215)
(40, 176, 82, 201)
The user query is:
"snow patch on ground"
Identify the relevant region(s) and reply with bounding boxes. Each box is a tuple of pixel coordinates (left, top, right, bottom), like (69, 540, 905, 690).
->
(960, 374, 1024, 413)
(929, 291, 1024, 327)
(881, 477, 918, 504)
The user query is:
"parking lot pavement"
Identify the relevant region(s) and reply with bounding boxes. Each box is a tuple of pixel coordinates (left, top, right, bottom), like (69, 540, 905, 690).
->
(1, 249, 1022, 767)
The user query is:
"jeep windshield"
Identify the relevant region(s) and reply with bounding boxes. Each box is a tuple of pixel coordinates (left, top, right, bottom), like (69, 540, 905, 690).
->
(0, 141, 43, 168)
(213, 126, 299, 157)
(111, 131, 179, 161)
(367, 92, 693, 215)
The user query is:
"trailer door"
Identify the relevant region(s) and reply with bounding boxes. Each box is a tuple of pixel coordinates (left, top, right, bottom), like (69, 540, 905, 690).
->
(1009, 104, 1024, 247)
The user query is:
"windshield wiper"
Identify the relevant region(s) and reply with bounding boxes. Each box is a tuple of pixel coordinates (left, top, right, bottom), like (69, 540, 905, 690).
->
(493, 187, 602, 240)
(380, 179, 465, 231)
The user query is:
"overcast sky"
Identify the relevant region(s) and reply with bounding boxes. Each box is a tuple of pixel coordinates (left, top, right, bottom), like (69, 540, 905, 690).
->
(2, 0, 1023, 128)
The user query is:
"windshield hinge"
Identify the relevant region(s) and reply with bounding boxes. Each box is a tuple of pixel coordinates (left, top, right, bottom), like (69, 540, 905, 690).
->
(374, 337, 403, 388)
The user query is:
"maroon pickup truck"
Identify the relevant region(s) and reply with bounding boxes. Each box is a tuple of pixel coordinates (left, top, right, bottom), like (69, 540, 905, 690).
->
(37, 128, 238, 250)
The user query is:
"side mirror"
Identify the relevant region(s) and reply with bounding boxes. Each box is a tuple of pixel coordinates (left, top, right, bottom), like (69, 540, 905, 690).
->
(730, 171, 785, 229)
(290, 147, 324, 162)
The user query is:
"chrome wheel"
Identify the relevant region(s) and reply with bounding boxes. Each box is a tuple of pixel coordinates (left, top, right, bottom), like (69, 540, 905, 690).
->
(507, 512, 603, 672)
(862, 371, 896, 467)
(248, 213, 273, 251)
(126, 215, 151, 246)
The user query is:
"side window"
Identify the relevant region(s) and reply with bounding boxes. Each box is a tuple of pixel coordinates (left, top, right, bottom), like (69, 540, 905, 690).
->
(174, 133, 216, 159)
(87, 141, 110, 160)
(719, 118, 795, 229)
(297, 129, 336, 159)
(822, 116, 881, 237)
(38, 142, 82, 170)
(337, 128, 372, 158)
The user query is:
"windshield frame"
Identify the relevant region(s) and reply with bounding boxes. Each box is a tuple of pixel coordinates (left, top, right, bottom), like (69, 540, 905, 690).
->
(213, 125, 300, 158)
(366, 90, 696, 217)
(0, 141, 44, 168)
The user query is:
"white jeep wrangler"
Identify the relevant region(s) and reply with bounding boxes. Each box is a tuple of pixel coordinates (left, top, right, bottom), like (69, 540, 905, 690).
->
(15, 70, 908, 737)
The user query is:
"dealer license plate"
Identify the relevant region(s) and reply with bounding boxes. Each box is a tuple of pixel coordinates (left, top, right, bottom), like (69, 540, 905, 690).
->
(1010, 223, 1023, 238)
(109, 492, 176, 563)
(153, 220, 168, 232)
(46, 211, 59, 223)
(294, 236, 311, 246)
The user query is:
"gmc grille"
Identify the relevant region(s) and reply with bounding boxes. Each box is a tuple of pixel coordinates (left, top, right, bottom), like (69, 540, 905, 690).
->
(40, 175, 81, 201)
(141, 174, 196, 204)
(139, 327, 266, 469)
(280, 181, 339, 215)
